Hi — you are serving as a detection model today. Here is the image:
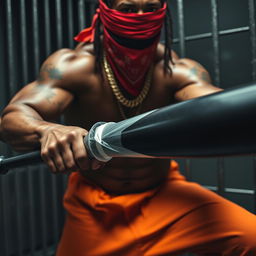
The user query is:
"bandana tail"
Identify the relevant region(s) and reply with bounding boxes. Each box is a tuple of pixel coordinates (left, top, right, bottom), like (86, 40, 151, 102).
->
(74, 12, 99, 43)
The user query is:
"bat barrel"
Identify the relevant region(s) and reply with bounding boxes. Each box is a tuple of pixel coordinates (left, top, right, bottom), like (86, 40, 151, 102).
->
(85, 83, 256, 161)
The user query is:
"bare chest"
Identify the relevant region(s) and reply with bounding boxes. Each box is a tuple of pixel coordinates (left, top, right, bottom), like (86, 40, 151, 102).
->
(64, 71, 175, 129)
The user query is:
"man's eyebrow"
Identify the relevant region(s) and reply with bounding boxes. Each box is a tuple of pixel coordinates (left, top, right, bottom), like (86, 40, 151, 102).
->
(116, 0, 161, 8)
(145, 2, 161, 6)
(117, 2, 136, 7)
(144, 0, 162, 5)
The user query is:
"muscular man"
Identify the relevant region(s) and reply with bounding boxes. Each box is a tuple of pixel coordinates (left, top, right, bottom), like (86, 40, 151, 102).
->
(1, 0, 256, 255)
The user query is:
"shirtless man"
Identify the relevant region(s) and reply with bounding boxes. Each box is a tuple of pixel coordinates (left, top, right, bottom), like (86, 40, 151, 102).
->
(1, 0, 256, 255)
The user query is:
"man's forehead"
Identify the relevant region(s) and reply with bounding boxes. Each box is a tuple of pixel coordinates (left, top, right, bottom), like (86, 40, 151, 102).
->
(112, 0, 162, 6)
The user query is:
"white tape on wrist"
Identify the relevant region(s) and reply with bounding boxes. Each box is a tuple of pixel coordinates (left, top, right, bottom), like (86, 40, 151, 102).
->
(93, 123, 113, 162)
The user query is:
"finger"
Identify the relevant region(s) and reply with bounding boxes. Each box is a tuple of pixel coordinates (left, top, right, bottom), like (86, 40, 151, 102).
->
(45, 141, 66, 173)
(41, 139, 57, 173)
(52, 153, 66, 173)
(41, 151, 59, 173)
(71, 136, 90, 170)
(58, 143, 79, 172)
(48, 132, 71, 173)
(44, 156, 57, 173)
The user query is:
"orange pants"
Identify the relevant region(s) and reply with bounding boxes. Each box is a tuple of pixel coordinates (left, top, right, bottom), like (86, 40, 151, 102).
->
(57, 161, 256, 255)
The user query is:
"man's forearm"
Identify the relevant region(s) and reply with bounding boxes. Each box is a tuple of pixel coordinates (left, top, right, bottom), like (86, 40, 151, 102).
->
(0, 104, 55, 151)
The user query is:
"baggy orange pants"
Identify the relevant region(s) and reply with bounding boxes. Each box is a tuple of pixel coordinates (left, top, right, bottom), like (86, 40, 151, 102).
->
(56, 161, 256, 256)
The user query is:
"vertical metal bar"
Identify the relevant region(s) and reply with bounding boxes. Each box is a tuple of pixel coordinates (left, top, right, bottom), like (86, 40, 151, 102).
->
(89, 2, 97, 26)
(51, 174, 60, 242)
(5, 1, 15, 254)
(248, 0, 256, 213)
(56, 0, 63, 49)
(177, 0, 185, 57)
(20, 1, 38, 254)
(57, 0, 68, 191)
(39, 165, 47, 254)
(30, 2, 40, 253)
(0, 177, 4, 256)
(184, 159, 191, 181)
(217, 159, 225, 195)
(45, 0, 62, 236)
(253, 158, 256, 213)
(19, 3, 32, 255)
(1, 176, 10, 256)
(211, 0, 220, 86)
(14, 171, 24, 256)
(56, 0, 65, 127)
(61, 173, 67, 208)
(27, 167, 36, 255)
(20, 0, 29, 84)
(32, 2, 50, 250)
(0, 0, 8, 113)
(6, 0, 15, 96)
(32, 0, 40, 74)
(78, 0, 86, 31)
(44, 0, 51, 56)
(248, 0, 256, 81)
(210, 0, 225, 196)
(67, 0, 75, 49)
(177, 0, 189, 176)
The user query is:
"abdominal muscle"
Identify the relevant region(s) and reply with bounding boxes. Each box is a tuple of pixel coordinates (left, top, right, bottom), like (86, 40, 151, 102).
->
(80, 158, 171, 195)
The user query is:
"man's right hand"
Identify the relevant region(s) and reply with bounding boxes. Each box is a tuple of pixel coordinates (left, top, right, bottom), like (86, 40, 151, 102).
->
(39, 124, 104, 174)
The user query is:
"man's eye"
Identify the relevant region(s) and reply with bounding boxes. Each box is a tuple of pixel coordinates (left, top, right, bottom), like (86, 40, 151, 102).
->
(145, 7, 159, 12)
(120, 7, 135, 13)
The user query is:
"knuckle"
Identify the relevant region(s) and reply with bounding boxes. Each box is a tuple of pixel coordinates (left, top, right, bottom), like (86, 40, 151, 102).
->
(66, 161, 76, 170)
(41, 150, 48, 158)
(48, 143, 57, 152)
(58, 137, 68, 145)
(68, 131, 77, 139)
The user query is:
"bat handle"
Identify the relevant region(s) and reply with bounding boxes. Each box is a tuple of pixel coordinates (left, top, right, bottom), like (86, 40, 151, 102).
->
(0, 123, 111, 175)
(0, 151, 42, 175)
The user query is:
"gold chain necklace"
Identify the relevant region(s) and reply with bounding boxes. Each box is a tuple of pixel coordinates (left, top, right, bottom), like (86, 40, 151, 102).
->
(103, 52, 153, 108)
(116, 100, 143, 120)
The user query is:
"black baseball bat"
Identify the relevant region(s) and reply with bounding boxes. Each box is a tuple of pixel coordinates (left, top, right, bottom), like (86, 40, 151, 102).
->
(1, 82, 256, 174)
(85, 82, 256, 160)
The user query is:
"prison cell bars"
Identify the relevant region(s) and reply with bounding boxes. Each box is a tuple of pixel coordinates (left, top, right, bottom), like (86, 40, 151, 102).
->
(248, 0, 256, 216)
(1, 0, 95, 255)
(210, 0, 226, 197)
(67, 1, 75, 49)
(4, 1, 16, 255)
(43, 0, 59, 248)
(175, 0, 256, 206)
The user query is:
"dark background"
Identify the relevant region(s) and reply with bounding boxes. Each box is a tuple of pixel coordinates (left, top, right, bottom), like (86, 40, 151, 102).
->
(0, 0, 255, 255)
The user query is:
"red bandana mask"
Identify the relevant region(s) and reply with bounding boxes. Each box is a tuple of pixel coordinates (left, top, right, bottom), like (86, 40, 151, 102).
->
(75, 0, 166, 96)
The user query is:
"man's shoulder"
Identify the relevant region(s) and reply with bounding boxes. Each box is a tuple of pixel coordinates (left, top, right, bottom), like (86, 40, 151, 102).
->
(154, 45, 212, 90)
(36, 44, 98, 92)
(48, 44, 95, 72)
(168, 58, 212, 92)
(42, 44, 96, 79)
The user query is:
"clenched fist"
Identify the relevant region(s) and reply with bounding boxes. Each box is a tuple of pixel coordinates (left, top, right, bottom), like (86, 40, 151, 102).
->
(38, 123, 104, 174)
